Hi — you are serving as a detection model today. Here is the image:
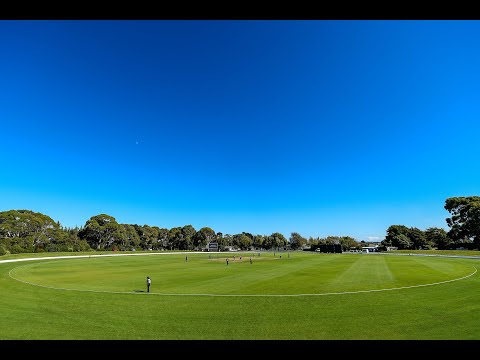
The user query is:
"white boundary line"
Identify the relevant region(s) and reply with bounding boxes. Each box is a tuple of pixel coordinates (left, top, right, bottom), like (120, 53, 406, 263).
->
(2, 252, 478, 297)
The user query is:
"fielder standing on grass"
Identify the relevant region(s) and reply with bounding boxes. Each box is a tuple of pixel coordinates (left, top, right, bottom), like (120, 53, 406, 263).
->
(146, 276, 151, 293)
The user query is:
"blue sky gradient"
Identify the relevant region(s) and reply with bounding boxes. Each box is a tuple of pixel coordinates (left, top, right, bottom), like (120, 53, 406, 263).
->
(2, 20, 480, 241)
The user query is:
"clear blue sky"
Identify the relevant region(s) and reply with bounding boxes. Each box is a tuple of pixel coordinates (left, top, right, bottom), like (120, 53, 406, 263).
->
(2, 20, 480, 242)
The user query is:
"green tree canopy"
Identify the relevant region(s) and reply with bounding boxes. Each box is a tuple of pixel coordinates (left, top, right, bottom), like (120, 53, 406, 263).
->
(409, 227, 428, 250)
(425, 227, 451, 250)
(0, 209, 64, 253)
(445, 196, 480, 248)
(193, 227, 216, 250)
(78, 214, 123, 250)
(382, 225, 411, 250)
(289, 232, 307, 250)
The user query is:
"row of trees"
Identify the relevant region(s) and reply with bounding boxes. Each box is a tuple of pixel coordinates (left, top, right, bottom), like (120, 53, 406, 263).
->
(381, 196, 480, 250)
(1, 196, 479, 255)
(381, 225, 451, 250)
(0, 210, 366, 255)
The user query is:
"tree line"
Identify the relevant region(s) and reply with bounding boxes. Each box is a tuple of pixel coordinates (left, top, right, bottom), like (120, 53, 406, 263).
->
(380, 196, 480, 251)
(0, 211, 364, 255)
(1, 196, 479, 255)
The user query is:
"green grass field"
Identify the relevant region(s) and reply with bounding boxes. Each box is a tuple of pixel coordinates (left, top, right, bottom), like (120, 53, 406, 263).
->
(1, 250, 480, 339)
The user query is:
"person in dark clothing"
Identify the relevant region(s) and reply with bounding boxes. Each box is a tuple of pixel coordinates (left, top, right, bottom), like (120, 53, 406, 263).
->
(146, 276, 151, 292)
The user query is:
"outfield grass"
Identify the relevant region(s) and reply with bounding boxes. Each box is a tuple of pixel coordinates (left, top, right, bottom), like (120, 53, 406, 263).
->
(1, 250, 480, 339)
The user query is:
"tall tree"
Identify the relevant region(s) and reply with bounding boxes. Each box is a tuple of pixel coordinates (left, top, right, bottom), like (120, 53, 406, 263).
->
(78, 214, 123, 250)
(121, 224, 141, 251)
(445, 196, 480, 248)
(181, 225, 196, 250)
(425, 227, 451, 250)
(289, 232, 307, 250)
(338, 236, 359, 251)
(155, 227, 169, 250)
(0, 210, 65, 253)
(193, 227, 216, 250)
(408, 227, 427, 250)
(167, 227, 183, 250)
(396, 234, 413, 249)
(382, 225, 412, 250)
(268, 232, 287, 250)
(232, 233, 252, 250)
(252, 234, 265, 250)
